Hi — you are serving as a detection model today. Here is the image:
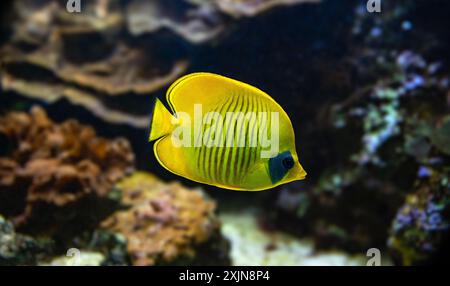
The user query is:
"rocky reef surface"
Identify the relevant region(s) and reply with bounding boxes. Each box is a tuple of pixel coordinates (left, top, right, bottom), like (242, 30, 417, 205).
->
(0, 108, 230, 266)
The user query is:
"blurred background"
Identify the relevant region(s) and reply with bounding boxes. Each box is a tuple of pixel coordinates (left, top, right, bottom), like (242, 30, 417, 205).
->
(0, 0, 449, 266)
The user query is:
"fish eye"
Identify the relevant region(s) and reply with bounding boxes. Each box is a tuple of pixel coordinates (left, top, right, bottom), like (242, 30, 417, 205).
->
(269, 151, 295, 184)
(282, 156, 294, 169)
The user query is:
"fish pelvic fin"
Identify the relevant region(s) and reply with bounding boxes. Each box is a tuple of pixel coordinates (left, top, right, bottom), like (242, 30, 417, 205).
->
(149, 98, 176, 142)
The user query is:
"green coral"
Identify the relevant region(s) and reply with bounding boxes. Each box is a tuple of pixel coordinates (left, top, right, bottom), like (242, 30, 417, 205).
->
(353, 88, 403, 166)
(0, 215, 52, 266)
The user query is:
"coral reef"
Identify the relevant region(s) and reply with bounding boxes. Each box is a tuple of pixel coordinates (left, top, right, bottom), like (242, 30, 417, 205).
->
(0, 0, 188, 128)
(388, 175, 450, 265)
(267, 1, 450, 264)
(215, 0, 320, 18)
(69, 230, 130, 266)
(0, 108, 230, 266)
(0, 74, 151, 128)
(125, 0, 321, 41)
(387, 116, 450, 265)
(0, 106, 135, 236)
(0, 0, 317, 129)
(1, 41, 188, 96)
(101, 172, 230, 266)
(125, 0, 226, 43)
(0, 0, 448, 266)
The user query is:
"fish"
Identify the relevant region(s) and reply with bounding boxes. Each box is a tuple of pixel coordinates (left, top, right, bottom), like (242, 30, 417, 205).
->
(148, 72, 306, 191)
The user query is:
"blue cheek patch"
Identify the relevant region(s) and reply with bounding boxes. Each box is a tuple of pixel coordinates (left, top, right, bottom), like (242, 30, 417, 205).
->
(269, 151, 293, 184)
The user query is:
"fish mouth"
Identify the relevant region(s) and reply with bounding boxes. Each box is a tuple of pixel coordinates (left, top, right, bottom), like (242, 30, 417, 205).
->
(294, 165, 307, 181)
(295, 171, 307, 181)
(285, 166, 306, 183)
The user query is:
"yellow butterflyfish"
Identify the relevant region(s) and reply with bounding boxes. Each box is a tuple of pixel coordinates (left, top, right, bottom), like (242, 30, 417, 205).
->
(148, 72, 306, 191)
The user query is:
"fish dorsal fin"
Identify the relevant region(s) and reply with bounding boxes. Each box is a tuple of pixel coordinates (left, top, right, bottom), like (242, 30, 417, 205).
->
(166, 72, 277, 115)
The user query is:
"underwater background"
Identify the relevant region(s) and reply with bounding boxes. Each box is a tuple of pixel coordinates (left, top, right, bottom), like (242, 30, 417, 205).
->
(0, 0, 449, 266)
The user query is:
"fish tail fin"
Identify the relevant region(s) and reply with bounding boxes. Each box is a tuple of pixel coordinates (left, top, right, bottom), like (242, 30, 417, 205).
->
(148, 98, 175, 141)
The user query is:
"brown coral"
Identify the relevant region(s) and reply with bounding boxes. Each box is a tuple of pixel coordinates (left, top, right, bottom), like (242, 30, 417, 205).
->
(0, 74, 150, 129)
(214, 0, 320, 18)
(0, 0, 319, 129)
(101, 172, 226, 266)
(11, 0, 123, 46)
(125, 0, 226, 44)
(0, 0, 189, 129)
(0, 106, 135, 235)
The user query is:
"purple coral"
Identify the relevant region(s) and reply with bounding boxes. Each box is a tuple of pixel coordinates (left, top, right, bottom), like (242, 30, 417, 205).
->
(392, 211, 413, 231)
(397, 51, 426, 71)
(417, 166, 431, 178)
(392, 199, 449, 233)
(403, 74, 425, 92)
(422, 201, 449, 232)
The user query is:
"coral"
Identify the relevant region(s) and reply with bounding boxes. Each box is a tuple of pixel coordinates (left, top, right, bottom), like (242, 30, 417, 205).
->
(1, 41, 188, 96)
(0, 0, 189, 129)
(11, 0, 123, 46)
(0, 74, 150, 128)
(268, 0, 450, 263)
(271, 170, 402, 253)
(101, 172, 230, 266)
(388, 172, 450, 265)
(0, 0, 319, 129)
(69, 230, 130, 266)
(1, 0, 448, 267)
(214, 0, 320, 18)
(126, 0, 226, 44)
(0, 215, 51, 266)
(0, 107, 135, 236)
(125, 0, 321, 41)
(220, 209, 371, 266)
(40, 251, 106, 266)
(353, 88, 403, 166)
